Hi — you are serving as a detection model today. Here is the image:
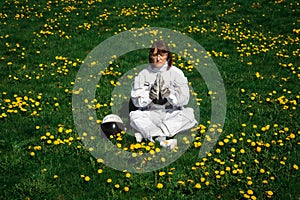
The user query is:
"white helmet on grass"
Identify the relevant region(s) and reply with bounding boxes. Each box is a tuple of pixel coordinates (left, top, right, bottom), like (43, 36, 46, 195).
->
(100, 114, 125, 138)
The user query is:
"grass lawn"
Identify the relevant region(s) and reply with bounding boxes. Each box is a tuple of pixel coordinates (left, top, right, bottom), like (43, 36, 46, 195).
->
(0, 0, 299, 199)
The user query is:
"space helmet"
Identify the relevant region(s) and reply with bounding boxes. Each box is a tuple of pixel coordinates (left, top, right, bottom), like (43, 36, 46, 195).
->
(100, 114, 125, 138)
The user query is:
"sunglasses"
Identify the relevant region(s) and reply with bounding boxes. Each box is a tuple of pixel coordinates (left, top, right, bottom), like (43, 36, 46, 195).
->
(150, 49, 168, 57)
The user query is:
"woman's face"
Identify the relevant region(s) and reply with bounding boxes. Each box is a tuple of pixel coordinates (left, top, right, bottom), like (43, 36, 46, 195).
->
(151, 48, 168, 68)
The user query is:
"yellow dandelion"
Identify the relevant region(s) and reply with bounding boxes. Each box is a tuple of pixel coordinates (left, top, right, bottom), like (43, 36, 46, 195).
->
(123, 186, 129, 192)
(247, 189, 254, 195)
(159, 171, 166, 176)
(266, 190, 273, 197)
(178, 181, 185, 185)
(215, 148, 221, 153)
(58, 127, 63, 133)
(125, 173, 131, 178)
(256, 147, 262, 152)
(149, 150, 155, 155)
(262, 180, 268, 184)
(84, 176, 90, 182)
(156, 183, 163, 189)
(290, 133, 296, 139)
(41, 168, 47, 173)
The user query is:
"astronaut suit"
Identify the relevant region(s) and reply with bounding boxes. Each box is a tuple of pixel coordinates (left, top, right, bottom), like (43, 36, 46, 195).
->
(130, 57, 198, 148)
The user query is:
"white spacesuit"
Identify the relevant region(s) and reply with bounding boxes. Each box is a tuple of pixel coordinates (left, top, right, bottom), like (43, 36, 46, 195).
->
(130, 61, 198, 147)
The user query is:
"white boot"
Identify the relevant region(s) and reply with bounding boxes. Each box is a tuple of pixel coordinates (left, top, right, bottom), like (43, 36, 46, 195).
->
(160, 139, 177, 150)
(135, 133, 143, 143)
(167, 139, 178, 150)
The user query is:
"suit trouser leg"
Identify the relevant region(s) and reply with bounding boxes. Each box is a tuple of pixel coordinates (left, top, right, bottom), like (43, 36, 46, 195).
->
(130, 110, 166, 139)
(162, 108, 197, 137)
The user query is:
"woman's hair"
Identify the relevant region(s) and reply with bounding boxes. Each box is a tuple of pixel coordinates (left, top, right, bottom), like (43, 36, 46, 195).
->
(149, 40, 172, 70)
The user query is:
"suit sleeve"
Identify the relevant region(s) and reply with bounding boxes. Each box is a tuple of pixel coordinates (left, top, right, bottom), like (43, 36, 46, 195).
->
(166, 70, 190, 106)
(131, 73, 152, 108)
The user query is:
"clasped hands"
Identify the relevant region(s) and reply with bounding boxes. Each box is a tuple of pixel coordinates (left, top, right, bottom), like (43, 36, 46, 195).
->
(149, 73, 170, 103)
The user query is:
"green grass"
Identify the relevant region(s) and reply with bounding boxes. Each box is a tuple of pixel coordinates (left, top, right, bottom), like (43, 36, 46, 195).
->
(1, 0, 299, 199)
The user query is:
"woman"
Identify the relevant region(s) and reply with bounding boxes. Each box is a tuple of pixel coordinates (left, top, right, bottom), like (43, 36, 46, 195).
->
(130, 40, 197, 150)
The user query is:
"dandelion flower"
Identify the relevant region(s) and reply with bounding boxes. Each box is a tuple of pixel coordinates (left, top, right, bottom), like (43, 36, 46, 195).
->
(132, 153, 137, 157)
(58, 127, 63, 133)
(123, 186, 129, 192)
(266, 190, 273, 197)
(84, 176, 90, 182)
(178, 181, 185, 185)
(125, 173, 131, 178)
(256, 147, 262, 152)
(159, 171, 166, 176)
(156, 183, 163, 189)
(247, 189, 254, 195)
